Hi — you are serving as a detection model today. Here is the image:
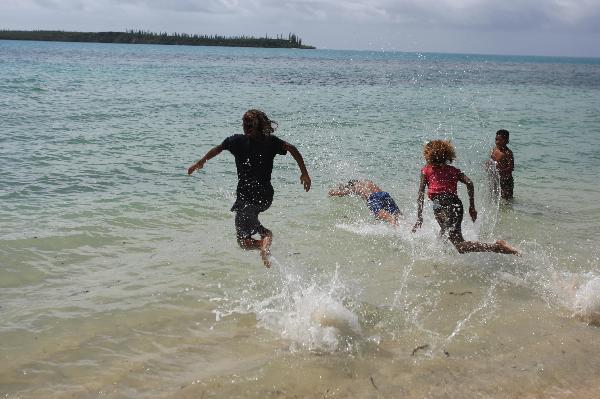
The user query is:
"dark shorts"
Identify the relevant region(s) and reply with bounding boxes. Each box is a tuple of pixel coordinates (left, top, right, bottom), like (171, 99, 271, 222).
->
(431, 193, 464, 243)
(231, 198, 272, 239)
(499, 175, 514, 199)
(367, 191, 400, 216)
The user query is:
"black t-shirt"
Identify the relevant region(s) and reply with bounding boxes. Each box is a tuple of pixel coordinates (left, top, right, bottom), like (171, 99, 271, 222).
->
(221, 134, 287, 208)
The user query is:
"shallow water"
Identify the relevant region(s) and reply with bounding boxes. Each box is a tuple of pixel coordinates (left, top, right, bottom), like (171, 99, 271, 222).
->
(1, 40, 600, 398)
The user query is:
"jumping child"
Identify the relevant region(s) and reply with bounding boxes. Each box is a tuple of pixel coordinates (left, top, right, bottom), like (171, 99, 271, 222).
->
(188, 109, 311, 267)
(412, 140, 519, 255)
(490, 129, 514, 200)
(328, 179, 402, 225)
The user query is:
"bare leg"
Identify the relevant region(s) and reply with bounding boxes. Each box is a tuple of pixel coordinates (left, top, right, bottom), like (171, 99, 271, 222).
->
(495, 240, 520, 255)
(237, 237, 261, 249)
(259, 230, 273, 268)
(453, 239, 520, 255)
(432, 195, 519, 255)
(237, 231, 273, 268)
(376, 210, 400, 226)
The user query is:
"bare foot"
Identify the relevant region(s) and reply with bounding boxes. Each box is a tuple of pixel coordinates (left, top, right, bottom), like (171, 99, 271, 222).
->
(261, 249, 272, 268)
(496, 240, 520, 255)
(260, 233, 272, 268)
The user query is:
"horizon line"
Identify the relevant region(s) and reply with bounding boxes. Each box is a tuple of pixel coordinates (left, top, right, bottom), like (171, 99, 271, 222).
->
(1, 28, 599, 60)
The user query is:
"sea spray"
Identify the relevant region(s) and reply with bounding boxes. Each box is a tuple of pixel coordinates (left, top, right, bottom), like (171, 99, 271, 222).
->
(478, 161, 501, 239)
(462, 241, 600, 328)
(573, 275, 600, 326)
(552, 272, 600, 326)
(226, 258, 362, 352)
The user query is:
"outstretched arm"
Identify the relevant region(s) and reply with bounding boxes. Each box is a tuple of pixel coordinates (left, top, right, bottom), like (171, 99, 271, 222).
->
(458, 173, 477, 222)
(187, 144, 223, 175)
(328, 185, 352, 197)
(283, 142, 311, 191)
(412, 173, 426, 232)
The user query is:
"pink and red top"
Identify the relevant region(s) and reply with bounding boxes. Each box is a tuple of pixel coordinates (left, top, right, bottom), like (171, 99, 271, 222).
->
(421, 164, 462, 199)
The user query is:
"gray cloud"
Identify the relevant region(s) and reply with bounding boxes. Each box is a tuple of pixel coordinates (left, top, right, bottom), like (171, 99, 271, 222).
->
(14, 0, 600, 29)
(259, 0, 600, 32)
(23, 0, 240, 13)
(2, 0, 599, 55)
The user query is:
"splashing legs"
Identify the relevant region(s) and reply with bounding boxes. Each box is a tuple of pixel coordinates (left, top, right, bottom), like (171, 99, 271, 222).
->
(453, 239, 520, 255)
(237, 229, 273, 268)
(259, 230, 273, 268)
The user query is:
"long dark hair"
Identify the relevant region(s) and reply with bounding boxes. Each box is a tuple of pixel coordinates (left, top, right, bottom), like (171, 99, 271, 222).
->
(243, 109, 278, 138)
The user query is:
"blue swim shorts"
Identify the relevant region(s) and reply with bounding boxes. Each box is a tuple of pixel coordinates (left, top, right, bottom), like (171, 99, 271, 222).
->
(367, 191, 400, 215)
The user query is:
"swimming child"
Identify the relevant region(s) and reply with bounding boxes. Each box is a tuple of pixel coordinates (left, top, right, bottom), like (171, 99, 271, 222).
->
(412, 140, 519, 255)
(329, 179, 402, 225)
(187, 109, 311, 268)
(490, 129, 514, 200)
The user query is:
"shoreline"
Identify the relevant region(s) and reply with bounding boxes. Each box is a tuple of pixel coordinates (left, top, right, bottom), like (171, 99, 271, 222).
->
(0, 30, 316, 49)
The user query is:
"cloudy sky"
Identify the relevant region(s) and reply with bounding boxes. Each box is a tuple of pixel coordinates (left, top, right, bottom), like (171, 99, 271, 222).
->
(2, 0, 599, 57)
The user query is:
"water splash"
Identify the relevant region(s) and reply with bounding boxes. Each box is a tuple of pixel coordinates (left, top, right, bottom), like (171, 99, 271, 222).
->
(228, 258, 362, 353)
(572, 275, 600, 326)
(485, 241, 600, 327)
(445, 283, 496, 343)
(478, 161, 501, 239)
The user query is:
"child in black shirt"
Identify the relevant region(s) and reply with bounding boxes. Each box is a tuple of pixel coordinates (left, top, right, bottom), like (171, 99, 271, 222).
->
(188, 109, 311, 267)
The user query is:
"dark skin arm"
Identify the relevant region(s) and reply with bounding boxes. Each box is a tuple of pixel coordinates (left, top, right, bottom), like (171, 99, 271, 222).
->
(188, 141, 311, 191)
(187, 144, 223, 175)
(458, 173, 477, 222)
(412, 173, 426, 232)
(491, 147, 514, 175)
(328, 186, 352, 196)
(283, 142, 311, 191)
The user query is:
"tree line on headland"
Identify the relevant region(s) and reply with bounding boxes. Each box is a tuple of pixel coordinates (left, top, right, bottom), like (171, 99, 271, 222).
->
(0, 30, 315, 49)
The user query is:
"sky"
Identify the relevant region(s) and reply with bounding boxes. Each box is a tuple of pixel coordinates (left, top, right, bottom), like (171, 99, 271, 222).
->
(1, 0, 600, 57)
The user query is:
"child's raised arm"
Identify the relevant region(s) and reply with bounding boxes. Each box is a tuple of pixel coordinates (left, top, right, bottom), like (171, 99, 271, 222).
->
(412, 173, 426, 232)
(187, 144, 223, 175)
(283, 142, 311, 192)
(458, 173, 477, 222)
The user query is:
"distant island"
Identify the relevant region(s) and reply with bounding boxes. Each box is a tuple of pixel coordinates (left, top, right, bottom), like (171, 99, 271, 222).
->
(0, 30, 316, 49)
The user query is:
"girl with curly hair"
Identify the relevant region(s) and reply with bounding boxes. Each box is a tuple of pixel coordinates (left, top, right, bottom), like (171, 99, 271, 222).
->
(412, 140, 519, 255)
(188, 109, 311, 267)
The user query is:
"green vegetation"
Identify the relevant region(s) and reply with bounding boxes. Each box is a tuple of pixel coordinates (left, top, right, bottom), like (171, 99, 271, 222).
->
(0, 30, 315, 49)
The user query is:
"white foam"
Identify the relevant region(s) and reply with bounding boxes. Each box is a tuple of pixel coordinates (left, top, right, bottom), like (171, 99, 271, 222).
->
(335, 221, 400, 237)
(548, 270, 600, 326)
(236, 261, 362, 352)
(335, 219, 429, 241)
(335, 220, 457, 261)
(281, 284, 361, 352)
(573, 276, 600, 326)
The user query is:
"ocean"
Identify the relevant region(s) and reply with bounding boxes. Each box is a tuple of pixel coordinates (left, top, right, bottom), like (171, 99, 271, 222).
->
(1, 40, 600, 398)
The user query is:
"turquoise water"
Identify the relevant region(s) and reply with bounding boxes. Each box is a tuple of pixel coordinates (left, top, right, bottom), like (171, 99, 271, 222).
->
(1, 40, 600, 398)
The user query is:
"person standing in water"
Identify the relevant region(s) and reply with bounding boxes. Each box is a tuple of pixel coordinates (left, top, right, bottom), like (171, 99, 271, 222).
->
(188, 109, 311, 267)
(490, 129, 514, 200)
(412, 140, 519, 255)
(329, 179, 402, 225)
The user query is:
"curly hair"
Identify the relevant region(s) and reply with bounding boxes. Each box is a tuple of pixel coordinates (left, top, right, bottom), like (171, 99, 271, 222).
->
(243, 109, 277, 137)
(423, 140, 456, 165)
